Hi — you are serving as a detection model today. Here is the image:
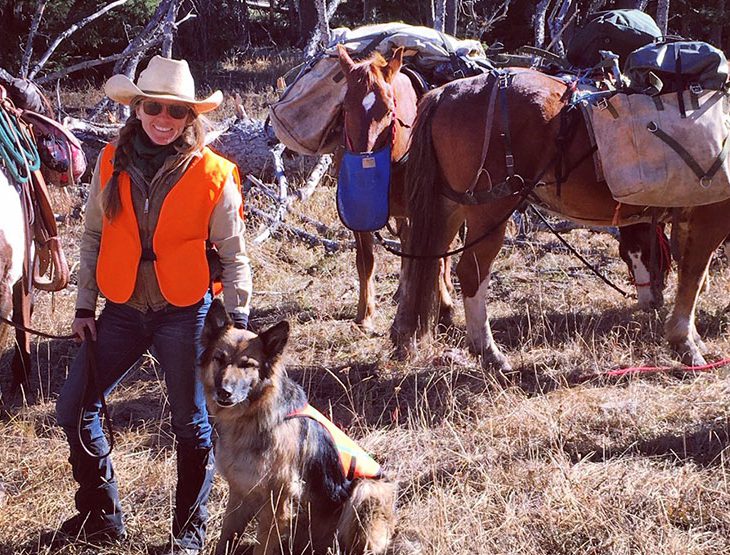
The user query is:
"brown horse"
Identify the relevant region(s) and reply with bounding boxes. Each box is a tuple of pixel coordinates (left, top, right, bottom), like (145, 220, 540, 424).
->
(336, 45, 454, 329)
(393, 68, 730, 370)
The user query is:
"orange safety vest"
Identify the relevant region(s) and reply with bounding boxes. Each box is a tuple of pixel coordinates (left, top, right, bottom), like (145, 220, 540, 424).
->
(287, 404, 383, 480)
(96, 143, 241, 307)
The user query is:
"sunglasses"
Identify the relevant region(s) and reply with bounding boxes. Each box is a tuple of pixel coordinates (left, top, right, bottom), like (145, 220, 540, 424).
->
(141, 101, 190, 120)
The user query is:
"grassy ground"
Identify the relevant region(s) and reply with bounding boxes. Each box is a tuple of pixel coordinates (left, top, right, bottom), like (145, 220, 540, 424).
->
(2, 50, 730, 554)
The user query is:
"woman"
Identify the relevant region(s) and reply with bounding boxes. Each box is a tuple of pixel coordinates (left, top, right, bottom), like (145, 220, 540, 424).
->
(55, 56, 252, 555)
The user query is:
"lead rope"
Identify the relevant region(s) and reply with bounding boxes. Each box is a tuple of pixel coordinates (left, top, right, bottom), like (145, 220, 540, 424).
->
(77, 328, 115, 459)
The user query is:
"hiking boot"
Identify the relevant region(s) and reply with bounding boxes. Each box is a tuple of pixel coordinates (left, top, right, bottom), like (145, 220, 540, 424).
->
(59, 512, 127, 544)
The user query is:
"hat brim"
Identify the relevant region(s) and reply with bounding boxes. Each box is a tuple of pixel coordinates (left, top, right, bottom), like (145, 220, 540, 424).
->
(104, 74, 223, 114)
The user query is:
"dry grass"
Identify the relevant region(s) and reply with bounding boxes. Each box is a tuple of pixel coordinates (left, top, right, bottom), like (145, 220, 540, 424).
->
(2, 53, 730, 555)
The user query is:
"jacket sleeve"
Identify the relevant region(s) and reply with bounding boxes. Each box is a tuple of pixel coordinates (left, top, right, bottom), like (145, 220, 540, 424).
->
(209, 172, 252, 318)
(75, 154, 104, 313)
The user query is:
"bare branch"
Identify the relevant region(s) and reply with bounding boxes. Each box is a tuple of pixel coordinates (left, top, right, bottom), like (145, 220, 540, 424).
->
(35, 49, 148, 85)
(20, 1, 47, 79)
(296, 155, 332, 202)
(547, 0, 572, 55)
(28, 0, 129, 80)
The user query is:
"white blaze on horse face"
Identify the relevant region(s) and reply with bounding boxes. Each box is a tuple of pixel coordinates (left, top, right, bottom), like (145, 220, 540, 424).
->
(628, 250, 653, 307)
(362, 91, 376, 113)
(0, 170, 25, 285)
(463, 278, 494, 353)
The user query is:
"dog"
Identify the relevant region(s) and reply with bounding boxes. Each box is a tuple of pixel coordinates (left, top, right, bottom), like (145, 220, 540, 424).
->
(201, 298, 397, 555)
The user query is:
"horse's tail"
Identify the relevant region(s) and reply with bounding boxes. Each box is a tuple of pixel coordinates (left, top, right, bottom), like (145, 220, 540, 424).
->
(394, 89, 447, 344)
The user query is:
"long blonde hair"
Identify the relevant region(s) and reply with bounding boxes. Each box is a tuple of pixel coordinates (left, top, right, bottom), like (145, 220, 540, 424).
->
(101, 104, 206, 220)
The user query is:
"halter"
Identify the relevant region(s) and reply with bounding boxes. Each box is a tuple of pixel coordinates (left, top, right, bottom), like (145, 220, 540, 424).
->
(628, 224, 672, 288)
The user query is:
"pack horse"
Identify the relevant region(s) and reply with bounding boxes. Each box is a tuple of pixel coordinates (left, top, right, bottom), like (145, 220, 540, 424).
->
(336, 45, 455, 329)
(393, 68, 730, 370)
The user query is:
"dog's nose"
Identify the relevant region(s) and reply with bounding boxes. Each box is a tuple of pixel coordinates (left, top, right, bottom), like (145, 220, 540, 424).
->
(216, 387, 232, 402)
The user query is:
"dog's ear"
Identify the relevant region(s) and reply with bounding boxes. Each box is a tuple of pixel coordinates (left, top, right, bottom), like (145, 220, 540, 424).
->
(259, 320, 290, 366)
(202, 298, 233, 349)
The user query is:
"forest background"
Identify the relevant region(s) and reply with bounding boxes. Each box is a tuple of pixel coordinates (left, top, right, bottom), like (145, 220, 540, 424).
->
(0, 0, 728, 90)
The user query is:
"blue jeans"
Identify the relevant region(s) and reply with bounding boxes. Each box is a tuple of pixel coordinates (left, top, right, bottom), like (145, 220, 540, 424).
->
(56, 294, 214, 547)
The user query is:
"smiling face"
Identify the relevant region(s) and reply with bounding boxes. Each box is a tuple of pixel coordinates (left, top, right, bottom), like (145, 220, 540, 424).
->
(135, 99, 192, 145)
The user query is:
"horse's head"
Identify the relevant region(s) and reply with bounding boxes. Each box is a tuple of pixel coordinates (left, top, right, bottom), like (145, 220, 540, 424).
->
(337, 44, 408, 155)
(618, 223, 671, 309)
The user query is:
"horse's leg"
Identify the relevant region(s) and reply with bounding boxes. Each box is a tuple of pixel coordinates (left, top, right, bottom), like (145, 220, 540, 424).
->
(354, 231, 376, 330)
(10, 280, 32, 392)
(437, 257, 454, 328)
(666, 205, 730, 365)
(457, 216, 511, 372)
(435, 210, 464, 329)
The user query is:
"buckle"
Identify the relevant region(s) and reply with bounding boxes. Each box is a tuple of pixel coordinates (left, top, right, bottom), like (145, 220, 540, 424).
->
(596, 98, 609, 111)
(498, 73, 510, 89)
(505, 154, 515, 168)
(700, 175, 713, 189)
(689, 82, 703, 95)
(463, 189, 478, 205)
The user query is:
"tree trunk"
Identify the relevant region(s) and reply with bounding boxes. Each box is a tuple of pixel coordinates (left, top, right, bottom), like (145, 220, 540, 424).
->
(445, 0, 458, 35)
(297, 0, 318, 48)
(710, 0, 725, 46)
(315, 0, 330, 48)
(161, 0, 182, 57)
(534, 0, 551, 48)
(656, 0, 670, 35)
(363, 0, 375, 23)
(433, 0, 446, 32)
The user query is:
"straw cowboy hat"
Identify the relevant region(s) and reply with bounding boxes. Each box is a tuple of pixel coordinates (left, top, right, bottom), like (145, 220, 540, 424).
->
(104, 55, 222, 114)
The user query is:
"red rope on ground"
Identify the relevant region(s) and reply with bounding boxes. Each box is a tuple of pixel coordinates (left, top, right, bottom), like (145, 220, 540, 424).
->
(606, 358, 730, 377)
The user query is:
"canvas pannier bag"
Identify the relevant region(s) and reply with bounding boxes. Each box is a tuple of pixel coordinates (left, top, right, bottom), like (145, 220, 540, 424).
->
(624, 40, 729, 95)
(586, 89, 730, 206)
(269, 23, 490, 156)
(567, 9, 662, 69)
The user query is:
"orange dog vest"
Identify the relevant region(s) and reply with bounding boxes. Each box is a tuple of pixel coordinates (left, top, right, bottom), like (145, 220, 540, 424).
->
(96, 144, 240, 306)
(288, 404, 383, 480)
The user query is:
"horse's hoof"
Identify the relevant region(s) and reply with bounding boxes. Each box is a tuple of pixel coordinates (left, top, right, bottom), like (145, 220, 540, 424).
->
(672, 340, 708, 368)
(356, 318, 376, 334)
(480, 348, 513, 374)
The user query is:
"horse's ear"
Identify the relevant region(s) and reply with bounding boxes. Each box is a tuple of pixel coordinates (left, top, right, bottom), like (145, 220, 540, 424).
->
(383, 47, 404, 83)
(337, 44, 357, 76)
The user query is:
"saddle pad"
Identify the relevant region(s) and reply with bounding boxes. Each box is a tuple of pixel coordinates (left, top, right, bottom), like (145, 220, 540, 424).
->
(587, 90, 730, 206)
(337, 146, 391, 232)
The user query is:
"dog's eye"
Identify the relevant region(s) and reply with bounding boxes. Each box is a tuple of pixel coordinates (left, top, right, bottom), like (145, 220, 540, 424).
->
(237, 356, 258, 369)
(214, 353, 227, 365)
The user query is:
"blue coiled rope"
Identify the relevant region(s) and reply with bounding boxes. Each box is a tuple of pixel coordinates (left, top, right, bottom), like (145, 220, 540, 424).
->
(0, 104, 41, 184)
